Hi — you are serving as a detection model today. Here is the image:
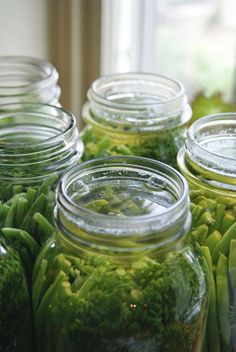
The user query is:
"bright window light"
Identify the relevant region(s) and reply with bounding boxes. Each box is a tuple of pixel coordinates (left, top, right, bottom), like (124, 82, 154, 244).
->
(101, 0, 236, 101)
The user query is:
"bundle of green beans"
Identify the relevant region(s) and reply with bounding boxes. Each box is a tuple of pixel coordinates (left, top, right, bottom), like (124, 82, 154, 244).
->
(0, 176, 56, 276)
(190, 190, 236, 352)
(81, 125, 185, 168)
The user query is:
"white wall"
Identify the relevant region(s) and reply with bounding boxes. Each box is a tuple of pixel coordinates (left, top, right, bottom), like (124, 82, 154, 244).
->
(0, 0, 50, 60)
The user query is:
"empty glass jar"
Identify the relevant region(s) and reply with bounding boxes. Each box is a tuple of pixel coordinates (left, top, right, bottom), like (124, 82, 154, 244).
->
(33, 156, 208, 352)
(81, 73, 192, 167)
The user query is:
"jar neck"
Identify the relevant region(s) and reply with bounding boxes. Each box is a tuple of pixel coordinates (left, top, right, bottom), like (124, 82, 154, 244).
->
(178, 113, 236, 194)
(0, 103, 83, 184)
(82, 73, 192, 133)
(55, 156, 191, 260)
(0, 56, 60, 104)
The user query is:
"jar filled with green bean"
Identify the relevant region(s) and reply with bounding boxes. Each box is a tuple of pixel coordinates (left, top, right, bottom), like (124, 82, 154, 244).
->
(81, 73, 192, 168)
(0, 103, 83, 265)
(33, 156, 208, 352)
(178, 113, 236, 352)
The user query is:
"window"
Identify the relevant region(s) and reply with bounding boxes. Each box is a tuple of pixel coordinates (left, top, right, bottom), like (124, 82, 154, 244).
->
(101, 0, 236, 101)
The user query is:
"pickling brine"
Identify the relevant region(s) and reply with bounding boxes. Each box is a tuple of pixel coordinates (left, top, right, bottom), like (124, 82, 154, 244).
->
(33, 156, 208, 352)
(178, 113, 236, 352)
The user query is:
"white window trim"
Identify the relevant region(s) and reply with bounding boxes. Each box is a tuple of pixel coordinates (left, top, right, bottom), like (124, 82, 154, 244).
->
(101, 0, 157, 75)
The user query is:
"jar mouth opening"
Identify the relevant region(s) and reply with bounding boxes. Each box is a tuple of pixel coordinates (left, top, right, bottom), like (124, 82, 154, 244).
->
(84, 73, 191, 131)
(0, 56, 58, 94)
(186, 113, 236, 178)
(0, 103, 77, 150)
(89, 73, 184, 109)
(57, 156, 190, 235)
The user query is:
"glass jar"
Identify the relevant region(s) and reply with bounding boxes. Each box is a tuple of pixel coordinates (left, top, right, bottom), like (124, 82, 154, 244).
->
(0, 103, 83, 249)
(177, 113, 236, 352)
(0, 56, 60, 105)
(81, 73, 192, 168)
(33, 156, 207, 352)
(0, 238, 32, 351)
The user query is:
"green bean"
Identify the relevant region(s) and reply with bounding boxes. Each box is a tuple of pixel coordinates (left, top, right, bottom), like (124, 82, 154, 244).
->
(229, 241, 236, 350)
(4, 198, 17, 227)
(86, 199, 109, 212)
(36, 270, 67, 330)
(36, 175, 58, 199)
(190, 202, 195, 212)
(33, 212, 54, 237)
(116, 145, 134, 155)
(35, 271, 68, 351)
(1, 204, 10, 218)
(191, 225, 208, 244)
(205, 199, 217, 211)
(191, 205, 204, 226)
(190, 190, 204, 199)
(216, 253, 230, 350)
(26, 187, 37, 208)
(0, 200, 2, 220)
(15, 197, 28, 227)
(21, 193, 48, 234)
(196, 212, 213, 227)
(220, 214, 235, 235)
(97, 137, 111, 152)
(13, 184, 23, 195)
(32, 259, 48, 315)
(217, 197, 236, 209)
(212, 223, 236, 264)
(198, 200, 208, 209)
(52, 281, 72, 347)
(81, 126, 93, 144)
(194, 195, 208, 204)
(1, 228, 40, 259)
(210, 204, 226, 232)
(205, 231, 222, 255)
(229, 239, 236, 296)
(20, 246, 34, 278)
(232, 206, 236, 219)
(201, 246, 220, 352)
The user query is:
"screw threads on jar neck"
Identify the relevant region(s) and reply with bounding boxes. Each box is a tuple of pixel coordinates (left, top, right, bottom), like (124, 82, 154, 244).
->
(178, 113, 236, 192)
(0, 103, 83, 184)
(82, 73, 192, 133)
(55, 156, 191, 258)
(0, 56, 61, 105)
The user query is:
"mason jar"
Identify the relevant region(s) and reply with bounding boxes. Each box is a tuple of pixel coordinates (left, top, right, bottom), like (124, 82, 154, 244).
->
(177, 113, 236, 352)
(0, 56, 60, 105)
(81, 73, 192, 168)
(0, 103, 83, 249)
(0, 239, 32, 351)
(33, 156, 208, 352)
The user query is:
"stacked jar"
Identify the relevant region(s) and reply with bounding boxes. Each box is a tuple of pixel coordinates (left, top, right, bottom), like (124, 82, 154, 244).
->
(33, 156, 208, 352)
(178, 113, 236, 351)
(0, 103, 83, 351)
(81, 73, 192, 167)
(0, 56, 61, 105)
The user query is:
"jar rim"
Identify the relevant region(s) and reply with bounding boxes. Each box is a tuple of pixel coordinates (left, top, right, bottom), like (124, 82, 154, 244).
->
(186, 113, 236, 176)
(0, 102, 77, 149)
(83, 72, 191, 132)
(57, 156, 190, 236)
(0, 56, 58, 95)
(0, 102, 83, 182)
(89, 72, 185, 109)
